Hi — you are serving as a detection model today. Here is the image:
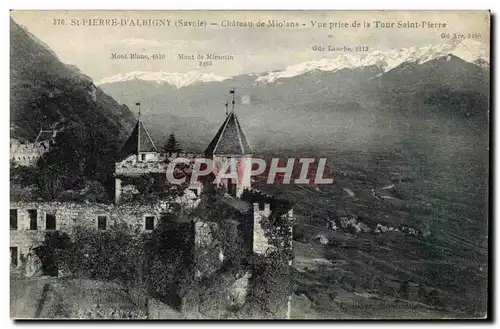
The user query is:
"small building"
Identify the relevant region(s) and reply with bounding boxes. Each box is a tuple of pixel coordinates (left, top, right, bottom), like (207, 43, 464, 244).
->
(113, 114, 202, 204)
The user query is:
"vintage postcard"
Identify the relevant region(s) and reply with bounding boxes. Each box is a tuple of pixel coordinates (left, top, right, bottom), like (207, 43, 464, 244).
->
(9, 10, 490, 319)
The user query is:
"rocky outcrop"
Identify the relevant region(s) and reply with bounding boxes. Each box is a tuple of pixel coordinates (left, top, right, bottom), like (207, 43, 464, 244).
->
(10, 277, 149, 319)
(327, 214, 429, 237)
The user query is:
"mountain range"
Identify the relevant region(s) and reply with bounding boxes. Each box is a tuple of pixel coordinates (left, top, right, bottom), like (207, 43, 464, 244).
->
(98, 40, 488, 87)
(98, 40, 489, 152)
(10, 14, 489, 158)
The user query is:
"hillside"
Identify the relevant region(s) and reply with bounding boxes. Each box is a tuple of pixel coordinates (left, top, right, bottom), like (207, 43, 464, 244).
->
(10, 18, 135, 149)
(10, 18, 138, 197)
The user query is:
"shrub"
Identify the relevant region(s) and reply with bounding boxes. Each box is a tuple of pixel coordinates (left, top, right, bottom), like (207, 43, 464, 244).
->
(246, 252, 293, 317)
(37, 221, 195, 309)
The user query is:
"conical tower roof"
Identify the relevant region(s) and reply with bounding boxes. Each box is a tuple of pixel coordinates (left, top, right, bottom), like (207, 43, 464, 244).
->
(121, 120, 157, 157)
(205, 112, 253, 156)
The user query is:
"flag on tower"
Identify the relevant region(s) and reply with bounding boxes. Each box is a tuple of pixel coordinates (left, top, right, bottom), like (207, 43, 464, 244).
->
(229, 89, 235, 94)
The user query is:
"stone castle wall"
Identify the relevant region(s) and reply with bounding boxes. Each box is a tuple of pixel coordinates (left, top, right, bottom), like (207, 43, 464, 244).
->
(115, 152, 198, 176)
(252, 203, 294, 257)
(10, 187, 294, 300)
(194, 221, 223, 280)
(115, 154, 169, 176)
(243, 189, 294, 258)
(10, 140, 52, 167)
(9, 201, 171, 268)
(212, 155, 253, 197)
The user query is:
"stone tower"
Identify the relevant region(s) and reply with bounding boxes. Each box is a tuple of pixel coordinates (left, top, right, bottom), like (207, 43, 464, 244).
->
(120, 119, 158, 162)
(205, 99, 253, 197)
(114, 103, 159, 203)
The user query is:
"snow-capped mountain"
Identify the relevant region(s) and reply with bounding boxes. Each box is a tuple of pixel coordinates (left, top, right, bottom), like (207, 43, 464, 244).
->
(97, 40, 487, 88)
(255, 39, 489, 83)
(99, 41, 488, 151)
(97, 71, 230, 89)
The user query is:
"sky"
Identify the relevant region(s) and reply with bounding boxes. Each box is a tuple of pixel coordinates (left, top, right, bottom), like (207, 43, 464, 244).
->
(10, 10, 490, 82)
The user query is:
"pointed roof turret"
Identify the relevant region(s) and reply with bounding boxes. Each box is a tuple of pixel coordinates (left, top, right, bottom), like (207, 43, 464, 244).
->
(122, 121, 157, 154)
(205, 111, 253, 157)
(121, 102, 157, 157)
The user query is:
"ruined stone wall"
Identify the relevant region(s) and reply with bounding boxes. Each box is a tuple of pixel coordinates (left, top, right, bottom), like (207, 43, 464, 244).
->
(115, 154, 169, 176)
(114, 153, 204, 204)
(194, 221, 222, 280)
(114, 152, 198, 177)
(10, 140, 51, 167)
(9, 201, 169, 267)
(241, 188, 295, 259)
(252, 203, 294, 259)
(252, 205, 294, 259)
(252, 203, 273, 255)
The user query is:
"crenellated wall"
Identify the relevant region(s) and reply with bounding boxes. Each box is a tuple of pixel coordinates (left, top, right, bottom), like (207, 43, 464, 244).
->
(115, 154, 169, 176)
(115, 152, 199, 176)
(252, 203, 293, 258)
(242, 188, 294, 258)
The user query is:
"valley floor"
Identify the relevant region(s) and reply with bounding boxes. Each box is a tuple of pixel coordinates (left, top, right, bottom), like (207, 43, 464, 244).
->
(255, 148, 488, 319)
(291, 241, 471, 319)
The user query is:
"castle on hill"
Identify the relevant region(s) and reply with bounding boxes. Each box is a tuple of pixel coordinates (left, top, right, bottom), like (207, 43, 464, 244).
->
(10, 94, 294, 295)
(10, 128, 57, 167)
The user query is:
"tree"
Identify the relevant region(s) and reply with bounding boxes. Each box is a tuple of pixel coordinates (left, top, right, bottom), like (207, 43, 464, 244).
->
(35, 164, 66, 200)
(32, 122, 122, 201)
(163, 133, 182, 155)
